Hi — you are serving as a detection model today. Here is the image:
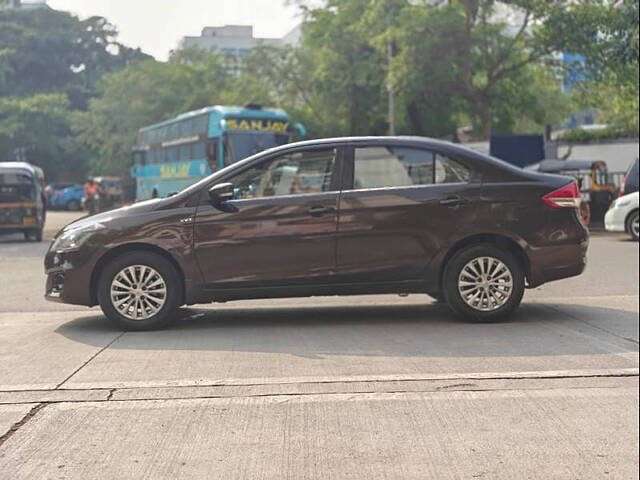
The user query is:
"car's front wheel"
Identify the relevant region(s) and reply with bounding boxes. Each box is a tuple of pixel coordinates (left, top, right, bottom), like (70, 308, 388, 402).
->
(443, 244, 525, 321)
(97, 251, 183, 330)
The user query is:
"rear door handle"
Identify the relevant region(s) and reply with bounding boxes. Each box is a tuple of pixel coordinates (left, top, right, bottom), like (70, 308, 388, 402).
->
(440, 196, 468, 208)
(308, 205, 335, 217)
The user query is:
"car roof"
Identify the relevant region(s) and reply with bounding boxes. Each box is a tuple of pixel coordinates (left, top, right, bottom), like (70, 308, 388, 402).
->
(251, 135, 492, 159)
(0, 161, 44, 177)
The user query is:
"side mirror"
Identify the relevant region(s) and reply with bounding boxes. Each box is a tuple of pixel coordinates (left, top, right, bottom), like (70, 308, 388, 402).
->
(208, 182, 234, 204)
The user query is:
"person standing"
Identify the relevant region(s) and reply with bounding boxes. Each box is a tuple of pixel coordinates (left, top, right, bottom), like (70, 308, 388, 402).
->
(84, 178, 100, 214)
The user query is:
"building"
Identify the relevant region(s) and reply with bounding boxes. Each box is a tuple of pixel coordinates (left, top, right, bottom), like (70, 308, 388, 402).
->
(177, 24, 302, 60)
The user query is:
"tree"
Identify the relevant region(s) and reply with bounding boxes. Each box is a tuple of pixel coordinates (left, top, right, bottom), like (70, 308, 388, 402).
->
(0, 94, 86, 177)
(74, 50, 231, 175)
(0, 8, 150, 108)
(0, 7, 150, 178)
(301, 0, 388, 136)
(543, 0, 639, 134)
(424, 0, 571, 138)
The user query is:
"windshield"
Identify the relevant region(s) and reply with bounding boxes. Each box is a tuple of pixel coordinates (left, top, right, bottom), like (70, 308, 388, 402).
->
(0, 172, 37, 202)
(225, 131, 290, 166)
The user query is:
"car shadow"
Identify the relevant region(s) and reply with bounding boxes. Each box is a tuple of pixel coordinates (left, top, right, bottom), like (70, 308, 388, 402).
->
(55, 301, 639, 359)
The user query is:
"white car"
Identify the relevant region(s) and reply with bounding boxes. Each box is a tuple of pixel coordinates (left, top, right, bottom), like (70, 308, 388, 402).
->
(605, 191, 639, 240)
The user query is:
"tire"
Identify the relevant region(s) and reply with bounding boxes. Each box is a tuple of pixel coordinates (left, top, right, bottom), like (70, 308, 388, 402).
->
(24, 228, 43, 242)
(627, 211, 639, 241)
(442, 244, 525, 321)
(97, 251, 183, 330)
(66, 199, 81, 211)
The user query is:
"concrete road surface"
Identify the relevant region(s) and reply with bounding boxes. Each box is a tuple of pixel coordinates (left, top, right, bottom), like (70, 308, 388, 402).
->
(0, 212, 637, 479)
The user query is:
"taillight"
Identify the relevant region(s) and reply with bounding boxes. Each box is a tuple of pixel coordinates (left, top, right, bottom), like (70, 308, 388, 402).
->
(619, 175, 627, 197)
(542, 181, 581, 208)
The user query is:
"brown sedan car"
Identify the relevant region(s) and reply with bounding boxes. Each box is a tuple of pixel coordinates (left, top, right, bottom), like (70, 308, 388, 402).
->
(45, 137, 588, 330)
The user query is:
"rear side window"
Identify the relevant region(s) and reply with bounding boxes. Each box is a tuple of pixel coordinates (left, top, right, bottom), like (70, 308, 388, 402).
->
(353, 146, 470, 189)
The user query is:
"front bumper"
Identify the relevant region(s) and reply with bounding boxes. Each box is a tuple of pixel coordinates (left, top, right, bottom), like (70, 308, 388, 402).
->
(44, 249, 98, 306)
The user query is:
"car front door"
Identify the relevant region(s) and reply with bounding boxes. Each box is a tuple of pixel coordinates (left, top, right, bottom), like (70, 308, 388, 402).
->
(193, 145, 342, 289)
(335, 143, 481, 284)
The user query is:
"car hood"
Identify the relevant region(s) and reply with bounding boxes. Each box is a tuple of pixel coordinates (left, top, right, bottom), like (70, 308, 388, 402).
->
(55, 198, 164, 237)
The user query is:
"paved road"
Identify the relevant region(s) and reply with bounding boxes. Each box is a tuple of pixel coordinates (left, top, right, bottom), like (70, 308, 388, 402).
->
(0, 212, 638, 479)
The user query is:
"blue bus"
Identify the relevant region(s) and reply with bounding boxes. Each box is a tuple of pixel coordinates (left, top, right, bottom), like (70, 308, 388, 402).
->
(131, 104, 306, 200)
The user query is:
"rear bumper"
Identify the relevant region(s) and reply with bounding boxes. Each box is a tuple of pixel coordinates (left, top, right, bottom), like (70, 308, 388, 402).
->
(527, 239, 589, 288)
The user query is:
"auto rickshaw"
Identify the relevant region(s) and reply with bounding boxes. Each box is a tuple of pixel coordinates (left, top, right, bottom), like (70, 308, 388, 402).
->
(0, 162, 45, 241)
(525, 159, 618, 226)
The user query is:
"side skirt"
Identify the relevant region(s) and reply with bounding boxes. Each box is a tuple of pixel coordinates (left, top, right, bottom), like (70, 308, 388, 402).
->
(193, 280, 429, 303)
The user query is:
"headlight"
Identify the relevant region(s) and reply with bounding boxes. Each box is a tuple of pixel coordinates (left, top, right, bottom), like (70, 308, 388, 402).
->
(51, 222, 106, 253)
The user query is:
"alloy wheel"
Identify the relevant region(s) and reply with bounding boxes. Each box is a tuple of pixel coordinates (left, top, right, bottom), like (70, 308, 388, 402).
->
(458, 256, 513, 312)
(110, 265, 167, 320)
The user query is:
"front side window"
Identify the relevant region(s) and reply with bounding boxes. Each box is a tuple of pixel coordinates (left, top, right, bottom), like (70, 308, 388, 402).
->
(353, 146, 470, 189)
(231, 149, 336, 200)
(224, 131, 290, 166)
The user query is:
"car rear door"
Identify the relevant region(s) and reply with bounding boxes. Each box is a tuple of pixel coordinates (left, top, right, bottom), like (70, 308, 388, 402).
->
(334, 142, 482, 284)
(193, 144, 343, 289)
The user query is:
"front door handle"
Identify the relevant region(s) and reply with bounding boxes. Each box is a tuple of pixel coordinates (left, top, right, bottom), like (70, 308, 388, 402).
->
(308, 205, 335, 217)
(440, 196, 468, 208)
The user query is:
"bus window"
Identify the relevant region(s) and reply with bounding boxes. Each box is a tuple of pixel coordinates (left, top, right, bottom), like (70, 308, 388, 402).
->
(179, 144, 191, 161)
(167, 146, 178, 162)
(193, 143, 206, 160)
(180, 121, 189, 138)
(193, 115, 208, 135)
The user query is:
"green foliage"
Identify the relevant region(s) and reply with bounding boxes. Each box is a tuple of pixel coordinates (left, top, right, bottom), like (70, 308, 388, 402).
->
(542, 0, 639, 135)
(74, 50, 231, 175)
(301, 0, 388, 136)
(0, 9, 149, 108)
(0, 93, 86, 177)
(0, 7, 150, 179)
(557, 125, 639, 143)
(3, 0, 637, 181)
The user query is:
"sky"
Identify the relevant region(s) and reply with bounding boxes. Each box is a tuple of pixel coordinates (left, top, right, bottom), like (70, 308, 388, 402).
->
(47, 0, 303, 61)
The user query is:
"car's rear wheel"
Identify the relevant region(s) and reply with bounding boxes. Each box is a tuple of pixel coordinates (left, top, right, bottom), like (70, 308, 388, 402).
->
(627, 211, 639, 241)
(97, 251, 183, 330)
(66, 199, 81, 211)
(443, 244, 525, 321)
(23, 228, 43, 242)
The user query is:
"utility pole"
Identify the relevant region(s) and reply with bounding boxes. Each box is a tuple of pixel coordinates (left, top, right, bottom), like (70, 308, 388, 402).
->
(387, 40, 396, 136)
